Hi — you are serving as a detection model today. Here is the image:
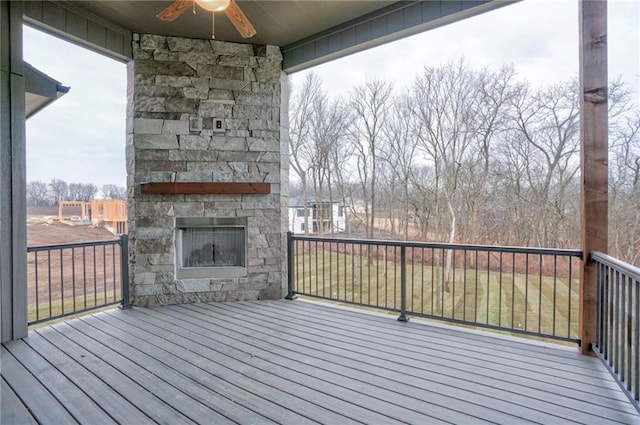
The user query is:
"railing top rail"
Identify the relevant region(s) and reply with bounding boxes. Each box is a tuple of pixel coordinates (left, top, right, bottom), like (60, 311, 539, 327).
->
(27, 238, 121, 252)
(592, 251, 640, 280)
(290, 234, 583, 258)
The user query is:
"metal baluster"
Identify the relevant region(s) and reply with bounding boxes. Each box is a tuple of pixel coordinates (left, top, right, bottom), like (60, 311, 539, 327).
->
(72, 247, 76, 312)
(553, 255, 557, 337)
(398, 245, 408, 322)
(498, 251, 502, 327)
(286, 232, 296, 300)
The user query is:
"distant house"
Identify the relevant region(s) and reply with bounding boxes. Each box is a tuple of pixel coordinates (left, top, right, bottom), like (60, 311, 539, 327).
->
(288, 198, 346, 234)
(58, 199, 127, 234)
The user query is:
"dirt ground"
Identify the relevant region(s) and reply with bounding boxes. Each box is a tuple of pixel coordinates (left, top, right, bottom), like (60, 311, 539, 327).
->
(27, 222, 116, 246)
(26, 222, 122, 323)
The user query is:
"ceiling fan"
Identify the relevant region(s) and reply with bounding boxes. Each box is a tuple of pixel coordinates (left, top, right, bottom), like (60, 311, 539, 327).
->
(157, 0, 256, 39)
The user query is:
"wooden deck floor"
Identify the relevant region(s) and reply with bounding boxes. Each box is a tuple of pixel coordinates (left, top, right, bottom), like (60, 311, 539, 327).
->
(2, 299, 639, 425)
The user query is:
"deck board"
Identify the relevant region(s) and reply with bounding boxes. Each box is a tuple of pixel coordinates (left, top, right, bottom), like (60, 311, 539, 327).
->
(100, 309, 364, 425)
(35, 326, 195, 425)
(117, 307, 412, 424)
(199, 301, 638, 423)
(173, 302, 556, 423)
(4, 339, 117, 425)
(211, 301, 622, 394)
(235, 300, 632, 399)
(240, 300, 623, 391)
(133, 305, 482, 424)
(18, 332, 153, 424)
(49, 322, 219, 425)
(101, 308, 371, 425)
(196, 301, 637, 424)
(232, 301, 611, 382)
(2, 299, 640, 425)
(73, 315, 311, 425)
(1, 345, 78, 425)
(1, 378, 37, 425)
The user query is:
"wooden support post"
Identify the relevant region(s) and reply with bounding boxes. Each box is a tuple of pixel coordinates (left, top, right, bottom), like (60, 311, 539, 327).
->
(579, 0, 608, 355)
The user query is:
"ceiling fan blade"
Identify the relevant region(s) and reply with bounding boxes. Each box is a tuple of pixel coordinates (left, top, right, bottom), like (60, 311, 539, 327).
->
(224, 0, 256, 38)
(157, 0, 193, 22)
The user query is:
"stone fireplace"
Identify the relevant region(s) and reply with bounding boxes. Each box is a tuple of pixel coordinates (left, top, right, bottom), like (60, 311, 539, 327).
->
(126, 34, 288, 306)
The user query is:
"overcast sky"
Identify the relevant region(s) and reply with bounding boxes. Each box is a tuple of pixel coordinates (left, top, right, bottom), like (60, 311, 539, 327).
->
(23, 0, 639, 190)
(290, 0, 639, 96)
(24, 26, 127, 189)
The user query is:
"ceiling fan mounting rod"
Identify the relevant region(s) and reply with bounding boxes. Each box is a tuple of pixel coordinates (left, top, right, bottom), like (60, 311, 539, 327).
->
(211, 12, 215, 39)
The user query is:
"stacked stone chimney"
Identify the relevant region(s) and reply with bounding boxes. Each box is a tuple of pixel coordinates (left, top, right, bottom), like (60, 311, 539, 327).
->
(126, 34, 288, 306)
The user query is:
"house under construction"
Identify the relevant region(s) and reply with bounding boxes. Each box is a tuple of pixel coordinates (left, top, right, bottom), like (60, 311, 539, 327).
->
(58, 199, 127, 234)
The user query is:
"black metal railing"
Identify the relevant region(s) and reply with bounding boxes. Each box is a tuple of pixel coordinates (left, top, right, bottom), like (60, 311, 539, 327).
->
(593, 251, 640, 411)
(287, 233, 582, 342)
(27, 234, 130, 326)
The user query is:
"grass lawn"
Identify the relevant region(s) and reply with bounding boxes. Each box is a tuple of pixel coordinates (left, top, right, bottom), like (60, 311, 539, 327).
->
(28, 289, 122, 326)
(293, 249, 580, 339)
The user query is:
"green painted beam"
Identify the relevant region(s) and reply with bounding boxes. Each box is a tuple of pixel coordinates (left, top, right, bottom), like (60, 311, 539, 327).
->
(23, 0, 132, 62)
(282, 0, 516, 73)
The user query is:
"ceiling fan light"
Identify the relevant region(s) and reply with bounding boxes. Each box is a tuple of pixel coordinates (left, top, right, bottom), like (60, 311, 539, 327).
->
(196, 0, 230, 12)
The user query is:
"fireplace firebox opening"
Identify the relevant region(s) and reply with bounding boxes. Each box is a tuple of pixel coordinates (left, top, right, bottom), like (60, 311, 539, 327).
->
(175, 217, 248, 279)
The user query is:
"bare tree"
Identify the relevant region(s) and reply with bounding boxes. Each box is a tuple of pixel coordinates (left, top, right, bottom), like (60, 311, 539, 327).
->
(68, 183, 98, 202)
(350, 79, 392, 238)
(289, 72, 322, 234)
(287, 59, 639, 270)
(101, 184, 127, 199)
(328, 136, 356, 234)
(382, 93, 420, 240)
(48, 178, 69, 206)
(490, 132, 532, 245)
(309, 94, 351, 234)
(26, 181, 51, 206)
(412, 60, 483, 291)
(609, 112, 640, 263)
(464, 65, 519, 242)
(513, 80, 581, 246)
(408, 165, 438, 240)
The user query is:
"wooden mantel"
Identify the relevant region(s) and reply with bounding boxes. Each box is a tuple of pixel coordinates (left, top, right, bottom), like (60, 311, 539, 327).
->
(140, 182, 271, 195)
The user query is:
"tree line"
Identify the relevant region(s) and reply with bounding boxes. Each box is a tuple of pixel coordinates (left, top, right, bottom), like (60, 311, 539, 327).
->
(27, 178, 126, 206)
(289, 59, 640, 264)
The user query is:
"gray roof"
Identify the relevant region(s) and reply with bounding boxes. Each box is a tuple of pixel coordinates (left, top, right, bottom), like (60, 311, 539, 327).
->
(25, 62, 70, 119)
(289, 197, 342, 208)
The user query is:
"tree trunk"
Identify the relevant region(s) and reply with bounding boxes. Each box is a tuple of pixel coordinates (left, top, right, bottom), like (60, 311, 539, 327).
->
(444, 199, 456, 293)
